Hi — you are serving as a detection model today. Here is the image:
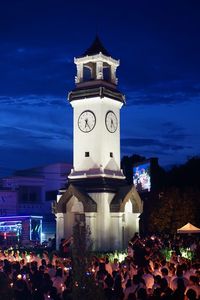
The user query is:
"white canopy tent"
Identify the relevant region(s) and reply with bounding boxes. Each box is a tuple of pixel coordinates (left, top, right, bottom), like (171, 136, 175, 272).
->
(177, 222, 200, 234)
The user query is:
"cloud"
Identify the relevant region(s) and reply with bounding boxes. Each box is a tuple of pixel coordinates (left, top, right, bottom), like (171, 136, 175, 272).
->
(123, 80, 200, 106)
(0, 43, 74, 96)
(0, 125, 72, 148)
(0, 146, 72, 177)
(1, 43, 73, 64)
(160, 122, 189, 141)
(121, 137, 191, 151)
(0, 93, 73, 156)
(0, 95, 68, 108)
(120, 136, 195, 169)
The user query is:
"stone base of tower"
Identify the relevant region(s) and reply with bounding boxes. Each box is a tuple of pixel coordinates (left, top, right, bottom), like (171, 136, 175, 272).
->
(53, 179, 143, 251)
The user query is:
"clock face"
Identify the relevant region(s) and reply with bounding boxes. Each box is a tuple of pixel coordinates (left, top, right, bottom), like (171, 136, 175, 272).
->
(105, 111, 118, 133)
(78, 110, 96, 133)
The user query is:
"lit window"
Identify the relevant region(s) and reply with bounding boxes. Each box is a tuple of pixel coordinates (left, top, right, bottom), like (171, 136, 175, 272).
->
(125, 200, 132, 213)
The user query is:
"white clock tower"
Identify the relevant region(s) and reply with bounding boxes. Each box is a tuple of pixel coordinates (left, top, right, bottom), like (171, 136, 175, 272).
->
(54, 37, 143, 251)
(69, 36, 125, 178)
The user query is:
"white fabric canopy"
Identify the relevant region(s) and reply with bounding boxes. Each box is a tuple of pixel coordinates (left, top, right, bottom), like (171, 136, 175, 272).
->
(177, 222, 200, 233)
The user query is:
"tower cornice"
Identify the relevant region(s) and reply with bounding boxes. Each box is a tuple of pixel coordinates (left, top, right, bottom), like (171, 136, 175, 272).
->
(74, 52, 119, 67)
(68, 85, 125, 104)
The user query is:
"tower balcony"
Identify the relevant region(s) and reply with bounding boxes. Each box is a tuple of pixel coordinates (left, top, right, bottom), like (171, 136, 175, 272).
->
(68, 85, 125, 104)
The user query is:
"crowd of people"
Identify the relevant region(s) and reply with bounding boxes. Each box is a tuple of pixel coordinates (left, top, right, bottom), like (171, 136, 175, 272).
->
(0, 234, 200, 300)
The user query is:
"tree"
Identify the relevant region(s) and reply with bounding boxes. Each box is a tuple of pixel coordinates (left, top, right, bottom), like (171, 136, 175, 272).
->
(71, 215, 104, 300)
(166, 156, 200, 189)
(148, 187, 197, 234)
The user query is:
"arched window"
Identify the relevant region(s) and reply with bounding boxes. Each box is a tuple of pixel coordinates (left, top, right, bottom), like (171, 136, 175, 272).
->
(125, 199, 133, 213)
(67, 197, 84, 213)
(103, 66, 111, 81)
(71, 199, 84, 213)
(83, 66, 92, 81)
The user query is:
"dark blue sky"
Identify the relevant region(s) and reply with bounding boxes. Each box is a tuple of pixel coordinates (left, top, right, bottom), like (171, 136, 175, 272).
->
(1, 0, 200, 176)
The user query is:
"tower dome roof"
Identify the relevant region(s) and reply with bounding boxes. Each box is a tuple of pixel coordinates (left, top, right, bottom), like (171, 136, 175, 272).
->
(81, 36, 111, 57)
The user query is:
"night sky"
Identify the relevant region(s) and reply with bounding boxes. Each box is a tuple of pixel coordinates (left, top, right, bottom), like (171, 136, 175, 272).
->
(1, 0, 200, 176)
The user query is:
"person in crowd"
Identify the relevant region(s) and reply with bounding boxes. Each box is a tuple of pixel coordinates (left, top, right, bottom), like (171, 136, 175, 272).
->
(171, 277, 186, 300)
(0, 272, 14, 300)
(59, 237, 72, 258)
(0, 233, 199, 300)
(112, 258, 120, 272)
(152, 262, 161, 277)
(104, 273, 114, 299)
(185, 275, 200, 299)
(13, 278, 31, 300)
(142, 266, 154, 292)
(112, 274, 124, 300)
(105, 256, 113, 275)
(137, 288, 148, 300)
(124, 275, 146, 300)
(185, 289, 198, 300)
(52, 268, 65, 295)
(159, 277, 173, 299)
(170, 266, 189, 291)
(151, 275, 162, 294)
(161, 268, 171, 287)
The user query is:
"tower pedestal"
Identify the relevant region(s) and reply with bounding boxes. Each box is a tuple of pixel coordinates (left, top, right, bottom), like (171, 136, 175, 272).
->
(54, 177, 143, 251)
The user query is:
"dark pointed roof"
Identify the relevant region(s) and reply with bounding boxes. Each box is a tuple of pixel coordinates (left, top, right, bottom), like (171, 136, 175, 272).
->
(81, 36, 111, 57)
(54, 184, 97, 213)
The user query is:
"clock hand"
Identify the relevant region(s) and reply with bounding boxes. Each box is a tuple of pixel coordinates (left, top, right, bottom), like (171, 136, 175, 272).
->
(84, 119, 88, 128)
(86, 124, 91, 130)
(85, 119, 91, 130)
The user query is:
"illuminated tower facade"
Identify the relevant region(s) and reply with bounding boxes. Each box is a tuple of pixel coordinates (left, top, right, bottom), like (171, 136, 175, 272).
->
(54, 37, 143, 250)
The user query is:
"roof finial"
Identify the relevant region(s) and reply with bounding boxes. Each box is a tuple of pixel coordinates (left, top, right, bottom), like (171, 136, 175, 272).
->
(81, 36, 111, 57)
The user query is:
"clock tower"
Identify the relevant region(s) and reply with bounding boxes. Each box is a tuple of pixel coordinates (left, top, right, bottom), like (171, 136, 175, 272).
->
(54, 37, 143, 251)
(69, 36, 125, 178)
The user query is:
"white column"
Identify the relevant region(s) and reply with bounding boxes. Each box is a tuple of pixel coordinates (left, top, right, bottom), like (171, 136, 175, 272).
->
(75, 63, 83, 83)
(96, 61, 103, 80)
(56, 213, 64, 250)
(111, 65, 117, 84)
